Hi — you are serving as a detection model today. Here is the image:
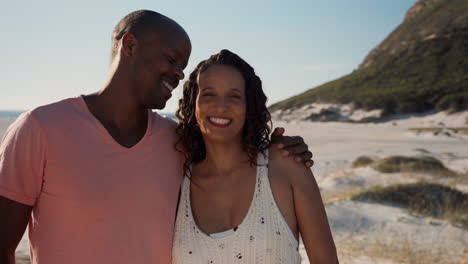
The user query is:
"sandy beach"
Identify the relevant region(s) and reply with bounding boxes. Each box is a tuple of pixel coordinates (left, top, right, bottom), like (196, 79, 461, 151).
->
(4, 110, 468, 263)
(276, 110, 468, 263)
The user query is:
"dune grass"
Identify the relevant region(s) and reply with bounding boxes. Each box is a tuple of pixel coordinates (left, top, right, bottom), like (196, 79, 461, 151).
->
(351, 156, 375, 168)
(15, 255, 30, 264)
(351, 182, 468, 228)
(372, 155, 455, 176)
(409, 127, 468, 135)
(460, 249, 468, 264)
(337, 235, 451, 264)
(351, 155, 466, 178)
(350, 155, 456, 175)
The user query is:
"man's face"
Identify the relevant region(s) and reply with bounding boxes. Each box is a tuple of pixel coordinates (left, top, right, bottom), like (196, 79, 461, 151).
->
(132, 29, 191, 110)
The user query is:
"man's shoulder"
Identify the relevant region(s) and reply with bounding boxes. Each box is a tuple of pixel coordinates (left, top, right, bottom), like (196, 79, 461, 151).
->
(7, 97, 82, 132)
(29, 96, 84, 123)
(149, 111, 178, 133)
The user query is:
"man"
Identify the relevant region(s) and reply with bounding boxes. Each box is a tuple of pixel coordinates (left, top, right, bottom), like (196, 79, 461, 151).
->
(0, 10, 313, 263)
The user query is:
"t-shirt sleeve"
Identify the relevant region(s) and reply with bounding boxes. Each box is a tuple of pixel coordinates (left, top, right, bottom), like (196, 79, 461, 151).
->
(0, 112, 47, 206)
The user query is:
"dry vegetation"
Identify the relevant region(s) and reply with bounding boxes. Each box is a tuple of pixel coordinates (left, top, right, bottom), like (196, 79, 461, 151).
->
(409, 127, 468, 135)
(15, 256, 30, 264)
(336, 234, 461, 264)
(351, 155, 459, 176)
(351, 183, 468, 228)
(372, 155, 455, 176)
(351, 156, 375, 168)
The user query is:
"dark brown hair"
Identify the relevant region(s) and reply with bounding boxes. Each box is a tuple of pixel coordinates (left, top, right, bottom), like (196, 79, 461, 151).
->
(175, 49, 271, 176)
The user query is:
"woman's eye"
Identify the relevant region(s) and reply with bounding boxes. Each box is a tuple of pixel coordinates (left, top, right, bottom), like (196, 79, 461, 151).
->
(231, 95, 241, 99)
(202, 93, 214, 97)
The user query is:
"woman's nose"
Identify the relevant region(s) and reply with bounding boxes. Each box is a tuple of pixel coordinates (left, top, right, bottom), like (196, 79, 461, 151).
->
(214, 96, 228, 109)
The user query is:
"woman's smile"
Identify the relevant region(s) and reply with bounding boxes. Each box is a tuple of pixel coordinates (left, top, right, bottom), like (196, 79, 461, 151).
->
(208, 116, 232, 128)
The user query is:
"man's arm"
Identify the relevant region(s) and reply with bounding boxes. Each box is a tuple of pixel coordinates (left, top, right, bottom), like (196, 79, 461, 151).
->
(0, 112, 46, 264)
(270, 127, 314, 167)
(0, 196, 32, 264)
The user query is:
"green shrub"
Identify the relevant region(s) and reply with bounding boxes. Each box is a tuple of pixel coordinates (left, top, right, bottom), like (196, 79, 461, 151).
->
(436, 91, 468, 112)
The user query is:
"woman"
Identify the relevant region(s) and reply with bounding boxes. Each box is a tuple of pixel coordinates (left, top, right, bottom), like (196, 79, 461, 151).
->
(173, 49, 338, 263)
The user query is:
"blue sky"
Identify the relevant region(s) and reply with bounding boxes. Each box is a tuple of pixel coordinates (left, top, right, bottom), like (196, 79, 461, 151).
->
(0, 0, 415, 112)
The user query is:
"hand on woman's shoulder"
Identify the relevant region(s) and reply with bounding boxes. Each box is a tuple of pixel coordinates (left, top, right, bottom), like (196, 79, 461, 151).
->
(268, 146, 314, 186)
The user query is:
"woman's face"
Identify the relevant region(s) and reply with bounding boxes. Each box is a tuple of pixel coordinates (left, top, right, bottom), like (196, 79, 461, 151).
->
(195, 64, 247, 144)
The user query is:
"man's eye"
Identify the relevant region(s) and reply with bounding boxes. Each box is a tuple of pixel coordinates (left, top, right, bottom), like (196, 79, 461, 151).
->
(167, 55, 176, 64)
(231, 95, 241, 99)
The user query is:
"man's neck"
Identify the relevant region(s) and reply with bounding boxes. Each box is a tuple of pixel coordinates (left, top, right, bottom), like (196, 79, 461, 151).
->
(83, 81, 149, 148)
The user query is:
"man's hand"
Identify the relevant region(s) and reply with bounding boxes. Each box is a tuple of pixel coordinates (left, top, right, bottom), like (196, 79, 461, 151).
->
(270, 127, 314, 168)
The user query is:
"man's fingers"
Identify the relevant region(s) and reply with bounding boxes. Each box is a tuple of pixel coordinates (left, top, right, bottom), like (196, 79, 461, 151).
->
(280, 136, 303, 147)
(293, 151, 313, 162)
(284, 144, 308, 156)
(271, 127, 285, 145)
(271, 127, 285, 142)
(272, 127, 285, 136)
(294, 151, 313, 164)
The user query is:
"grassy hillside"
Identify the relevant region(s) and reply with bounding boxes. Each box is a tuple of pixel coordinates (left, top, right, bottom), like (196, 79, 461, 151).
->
(270, 0, 468, 116)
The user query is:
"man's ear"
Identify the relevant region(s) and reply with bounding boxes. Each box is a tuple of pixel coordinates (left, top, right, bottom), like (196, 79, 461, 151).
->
(120, 33, 138, 57)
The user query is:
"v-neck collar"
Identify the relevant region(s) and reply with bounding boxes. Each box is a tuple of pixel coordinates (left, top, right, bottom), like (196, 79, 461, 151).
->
(77, 95, 153, 152)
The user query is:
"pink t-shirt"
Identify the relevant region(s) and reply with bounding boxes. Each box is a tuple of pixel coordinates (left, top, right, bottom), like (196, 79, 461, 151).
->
(0, 96, 184, 263)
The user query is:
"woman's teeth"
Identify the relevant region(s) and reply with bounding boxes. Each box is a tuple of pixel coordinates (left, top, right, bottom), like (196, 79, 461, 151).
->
(162, 81, 174, 92)
(209, 117, 231, 125)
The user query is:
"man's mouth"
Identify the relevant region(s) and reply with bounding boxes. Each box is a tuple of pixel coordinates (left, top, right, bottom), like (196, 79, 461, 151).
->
(208, 116, 232, 127)
(162, 81, 175, 93)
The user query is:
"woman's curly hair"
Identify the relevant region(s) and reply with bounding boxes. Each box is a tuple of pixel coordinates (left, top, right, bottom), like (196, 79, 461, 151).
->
(175, 49, 272, 177)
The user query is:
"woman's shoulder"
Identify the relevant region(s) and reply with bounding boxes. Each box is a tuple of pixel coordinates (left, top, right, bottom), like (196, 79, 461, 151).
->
(267, 146, 313, 185)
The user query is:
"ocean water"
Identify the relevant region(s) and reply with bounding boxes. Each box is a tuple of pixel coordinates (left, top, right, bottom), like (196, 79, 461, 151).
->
(0, 110, 24, 118)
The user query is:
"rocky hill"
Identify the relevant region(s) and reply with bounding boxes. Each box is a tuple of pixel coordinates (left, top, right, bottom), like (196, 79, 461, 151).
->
(270, 0, 468, 122)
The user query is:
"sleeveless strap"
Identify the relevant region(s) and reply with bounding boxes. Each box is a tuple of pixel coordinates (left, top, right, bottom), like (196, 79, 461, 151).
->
(259, 149, 299, 249)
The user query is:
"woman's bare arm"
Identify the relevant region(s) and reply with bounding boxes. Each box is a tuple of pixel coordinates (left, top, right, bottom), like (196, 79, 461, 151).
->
(286, 161, 338, 263)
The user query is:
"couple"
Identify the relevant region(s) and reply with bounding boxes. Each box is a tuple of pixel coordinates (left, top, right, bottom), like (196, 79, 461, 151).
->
(0, 10, 337, 264)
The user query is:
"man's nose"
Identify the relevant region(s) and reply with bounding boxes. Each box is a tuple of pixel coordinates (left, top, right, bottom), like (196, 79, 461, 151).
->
(174, 65, 185, 80)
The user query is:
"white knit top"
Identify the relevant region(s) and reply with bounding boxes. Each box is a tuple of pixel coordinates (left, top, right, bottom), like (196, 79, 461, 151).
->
(172, 150, 301, 263)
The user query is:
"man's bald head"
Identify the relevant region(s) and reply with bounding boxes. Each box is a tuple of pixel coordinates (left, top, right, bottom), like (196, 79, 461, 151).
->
(107, 10, 191, 110)
(110, 10, 188, 62)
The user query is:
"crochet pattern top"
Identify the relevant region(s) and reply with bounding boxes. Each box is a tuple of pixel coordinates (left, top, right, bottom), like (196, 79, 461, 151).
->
(172, 150, 301, 263)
